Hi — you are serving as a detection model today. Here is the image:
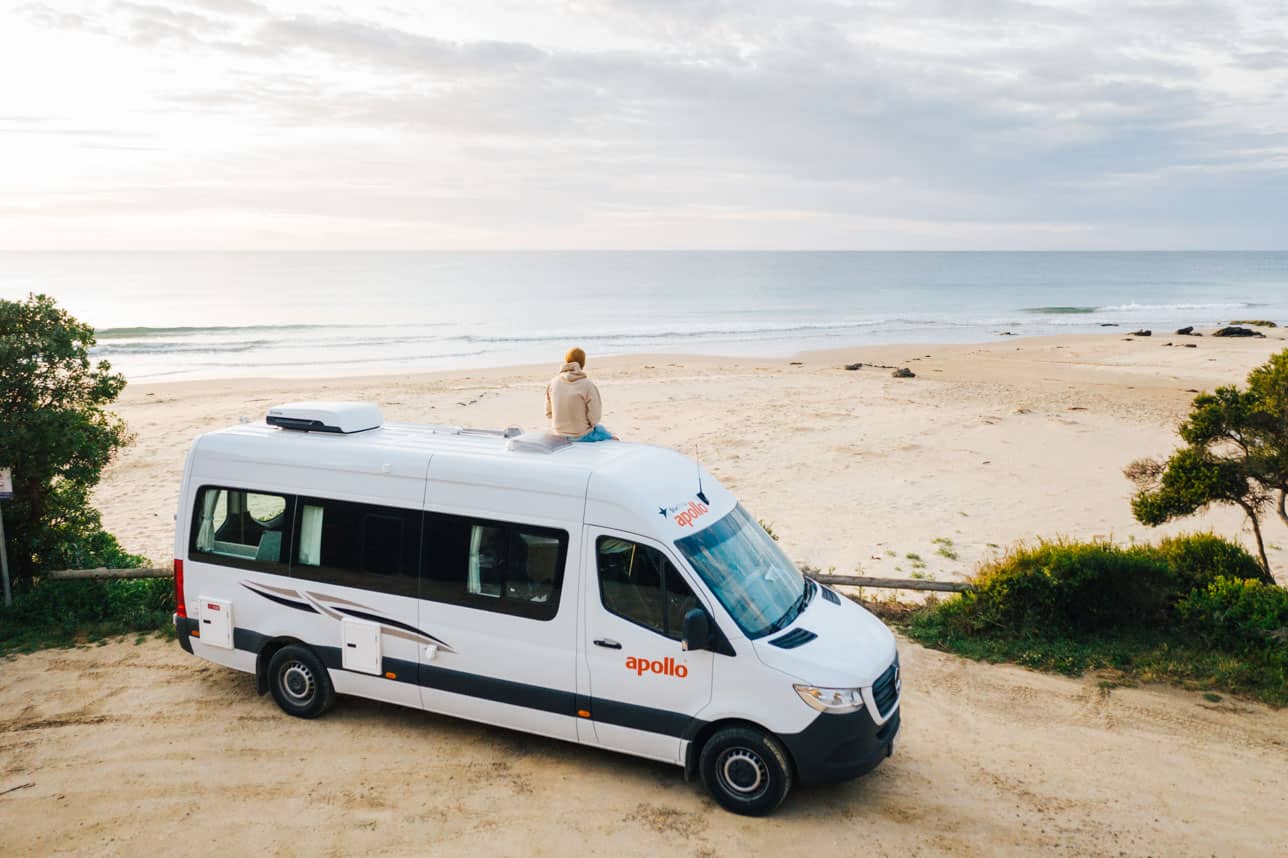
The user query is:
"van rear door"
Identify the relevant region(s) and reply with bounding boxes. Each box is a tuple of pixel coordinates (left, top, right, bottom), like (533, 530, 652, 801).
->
(581, 527, 714, 763)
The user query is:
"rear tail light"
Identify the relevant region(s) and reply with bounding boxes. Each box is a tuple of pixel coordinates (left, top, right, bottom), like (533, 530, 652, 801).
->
(174, 558, 186, 618)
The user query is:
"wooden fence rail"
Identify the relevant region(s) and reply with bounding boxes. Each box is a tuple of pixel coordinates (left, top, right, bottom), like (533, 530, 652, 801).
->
(45, 567, 171, 581)
(814, 574, 972, 593)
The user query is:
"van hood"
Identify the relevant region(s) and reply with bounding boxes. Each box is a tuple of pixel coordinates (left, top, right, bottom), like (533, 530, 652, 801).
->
(750, 586, 897, 688)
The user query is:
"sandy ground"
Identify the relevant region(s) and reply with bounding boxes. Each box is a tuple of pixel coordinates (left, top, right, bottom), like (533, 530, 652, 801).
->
(4, 329, 1288, 856)
(1, 636, 1286, 857)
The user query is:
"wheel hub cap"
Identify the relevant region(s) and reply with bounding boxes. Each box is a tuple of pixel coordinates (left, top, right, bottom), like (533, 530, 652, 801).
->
(282, 662, 315, 702)
(718, 748, 768, 797)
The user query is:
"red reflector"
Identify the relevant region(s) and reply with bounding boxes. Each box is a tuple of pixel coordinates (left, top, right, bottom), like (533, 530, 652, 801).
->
(174, 559, 186, 618)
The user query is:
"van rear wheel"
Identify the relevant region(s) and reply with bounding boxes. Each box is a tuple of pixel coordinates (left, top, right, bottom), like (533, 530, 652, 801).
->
(268, 645, 334, 718)
(699, 726, 793, 816)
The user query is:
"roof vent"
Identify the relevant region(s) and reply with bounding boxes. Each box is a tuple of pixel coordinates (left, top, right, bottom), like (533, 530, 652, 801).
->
(266, 401, 383, 434)
(506, 431, 573, 454)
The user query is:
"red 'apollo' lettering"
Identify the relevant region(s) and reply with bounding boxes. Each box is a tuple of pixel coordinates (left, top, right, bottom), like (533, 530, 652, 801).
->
(673, 501, 709, 528)
(624, 655, 689, 678)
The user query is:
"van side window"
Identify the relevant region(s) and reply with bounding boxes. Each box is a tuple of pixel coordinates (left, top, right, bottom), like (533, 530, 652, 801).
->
(291, 496, 421, 597)
(190, 486, 292, 574)
(422, 513, 567, 620)
(596, 537, 698, 640)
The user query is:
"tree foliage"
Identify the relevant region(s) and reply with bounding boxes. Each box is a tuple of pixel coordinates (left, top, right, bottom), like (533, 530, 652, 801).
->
(1127, 349, 1288, 581)
(0, 293, 144, 590)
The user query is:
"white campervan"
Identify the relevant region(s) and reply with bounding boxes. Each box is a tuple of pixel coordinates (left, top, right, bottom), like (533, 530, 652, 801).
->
(172, 402, 900, 815)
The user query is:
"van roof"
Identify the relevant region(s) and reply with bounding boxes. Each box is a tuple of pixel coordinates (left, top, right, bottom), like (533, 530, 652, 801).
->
(203, 419, 646, 465)
(192, 417, 733, 540)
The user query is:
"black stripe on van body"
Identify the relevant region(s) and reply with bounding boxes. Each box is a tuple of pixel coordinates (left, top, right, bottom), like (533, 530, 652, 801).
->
(245, 589, 320, 614)
(226, 629, 704, 740)
(417, 661, 577, 718)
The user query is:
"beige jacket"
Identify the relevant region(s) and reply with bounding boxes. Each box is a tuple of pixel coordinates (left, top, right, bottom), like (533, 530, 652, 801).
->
(546, 362, 603, 437)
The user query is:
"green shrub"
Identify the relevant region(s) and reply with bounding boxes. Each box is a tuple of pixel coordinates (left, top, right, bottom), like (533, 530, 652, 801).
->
(947, 539, 1174, 635)
(1177, 577, 1288, 648)
(1154, 532, 1266, 593)
(900, 534, 1288, 706)
(0, 577, 174, 653)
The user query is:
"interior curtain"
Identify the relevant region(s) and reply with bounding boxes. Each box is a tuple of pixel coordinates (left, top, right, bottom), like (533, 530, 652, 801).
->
(467, 525, 483, 594)
(196, 489, 219, 551)
(298, 504, 324, 566)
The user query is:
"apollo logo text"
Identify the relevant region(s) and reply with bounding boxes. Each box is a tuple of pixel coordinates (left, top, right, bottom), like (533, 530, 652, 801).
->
(625, 655, 689, 678)
(673, 501, 709, 528)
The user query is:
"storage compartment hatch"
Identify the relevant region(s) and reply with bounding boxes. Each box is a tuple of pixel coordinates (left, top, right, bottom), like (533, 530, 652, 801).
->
(341, 617, 383, 675)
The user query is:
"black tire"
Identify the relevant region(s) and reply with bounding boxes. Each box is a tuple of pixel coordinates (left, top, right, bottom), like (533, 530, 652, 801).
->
(699, 726, 794, 816)
(267, 645, 335, 719)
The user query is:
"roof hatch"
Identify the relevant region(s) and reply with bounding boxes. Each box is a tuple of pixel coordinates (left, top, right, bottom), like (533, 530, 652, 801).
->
(266, 401, 383, 434)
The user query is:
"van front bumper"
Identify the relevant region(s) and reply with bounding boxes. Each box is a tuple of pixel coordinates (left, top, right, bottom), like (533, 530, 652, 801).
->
(780, 706, 900, 786)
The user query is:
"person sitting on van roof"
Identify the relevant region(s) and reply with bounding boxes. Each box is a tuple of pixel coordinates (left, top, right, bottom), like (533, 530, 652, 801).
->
(546, 347, 616, 442)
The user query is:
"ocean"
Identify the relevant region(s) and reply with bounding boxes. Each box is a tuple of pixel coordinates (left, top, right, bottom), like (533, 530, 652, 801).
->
(2, 251, 1285, 381)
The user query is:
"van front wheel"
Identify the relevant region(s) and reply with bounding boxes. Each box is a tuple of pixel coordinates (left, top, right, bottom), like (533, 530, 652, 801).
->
(268, 645, 335, 718)
(699, 726, 793, 816)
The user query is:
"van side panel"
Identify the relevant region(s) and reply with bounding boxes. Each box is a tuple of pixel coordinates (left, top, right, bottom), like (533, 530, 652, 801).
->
(418, 454, 589, 742)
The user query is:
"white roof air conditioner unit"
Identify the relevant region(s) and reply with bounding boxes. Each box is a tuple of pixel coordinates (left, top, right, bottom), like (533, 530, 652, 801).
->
(266, 401, 383, 434)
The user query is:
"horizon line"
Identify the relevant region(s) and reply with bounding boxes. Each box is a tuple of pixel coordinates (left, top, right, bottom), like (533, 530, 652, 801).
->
(2, 248, 1287, 254)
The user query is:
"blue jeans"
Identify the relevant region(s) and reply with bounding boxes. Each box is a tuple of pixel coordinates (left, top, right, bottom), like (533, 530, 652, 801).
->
(576, 424, 614, 442)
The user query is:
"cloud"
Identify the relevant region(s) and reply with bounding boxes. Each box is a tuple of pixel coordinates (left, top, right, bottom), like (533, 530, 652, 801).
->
(5, 0, 1288, 248)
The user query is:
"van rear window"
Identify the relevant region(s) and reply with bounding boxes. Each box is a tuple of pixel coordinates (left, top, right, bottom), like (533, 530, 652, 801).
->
(190, 486, 293, 574)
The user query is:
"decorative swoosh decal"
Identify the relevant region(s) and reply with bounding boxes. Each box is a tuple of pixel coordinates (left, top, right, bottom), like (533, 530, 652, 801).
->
(241, 582, 318, 614)
(241, 582, 455, 653)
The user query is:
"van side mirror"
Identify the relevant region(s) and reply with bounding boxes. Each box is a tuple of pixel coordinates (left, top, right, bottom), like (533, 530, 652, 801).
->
(681, 608, 711, 653)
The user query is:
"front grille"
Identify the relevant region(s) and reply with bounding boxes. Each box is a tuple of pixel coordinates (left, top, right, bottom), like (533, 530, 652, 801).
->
(871, 661, 899, 717)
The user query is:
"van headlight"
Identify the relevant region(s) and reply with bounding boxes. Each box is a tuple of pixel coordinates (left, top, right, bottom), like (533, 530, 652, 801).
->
(793, 684, 865, 714)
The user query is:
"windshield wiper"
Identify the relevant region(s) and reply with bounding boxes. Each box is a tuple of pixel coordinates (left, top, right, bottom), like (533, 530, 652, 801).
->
(795, 577, 815, 621)
(767, 578, 813, 634)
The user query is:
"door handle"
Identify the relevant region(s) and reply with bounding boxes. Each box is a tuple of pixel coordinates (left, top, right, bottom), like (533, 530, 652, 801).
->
(593, 638, 622, 649)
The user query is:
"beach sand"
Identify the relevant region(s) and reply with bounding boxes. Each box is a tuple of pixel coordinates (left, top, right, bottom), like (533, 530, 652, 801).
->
(97, 329, 1288, 583)
(3, 329, 1287, 856)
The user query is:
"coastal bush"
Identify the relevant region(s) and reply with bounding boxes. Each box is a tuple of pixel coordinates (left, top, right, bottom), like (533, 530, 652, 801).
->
(899, 534, 1287, 706)
(939, 539, 1174, 636)
(0, 577, 174, 654)
(0, 293, 142, 591)
(1177, 577, 1288, 649)
(1154, 532, 1266, 593)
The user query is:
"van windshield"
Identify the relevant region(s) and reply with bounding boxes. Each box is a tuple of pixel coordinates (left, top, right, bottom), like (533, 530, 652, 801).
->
(674, 504, 805, 639)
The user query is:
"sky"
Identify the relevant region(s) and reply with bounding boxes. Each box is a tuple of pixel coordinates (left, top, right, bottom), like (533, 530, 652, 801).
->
(1, 0, 1286, 250)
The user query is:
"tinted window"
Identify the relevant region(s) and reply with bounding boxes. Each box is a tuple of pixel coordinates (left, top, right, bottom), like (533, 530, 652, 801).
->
(597, 537, 698, 640)
(190, 486, 292, 574)
(292, 496, 420, 597)
(422, 513, 567, 620)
